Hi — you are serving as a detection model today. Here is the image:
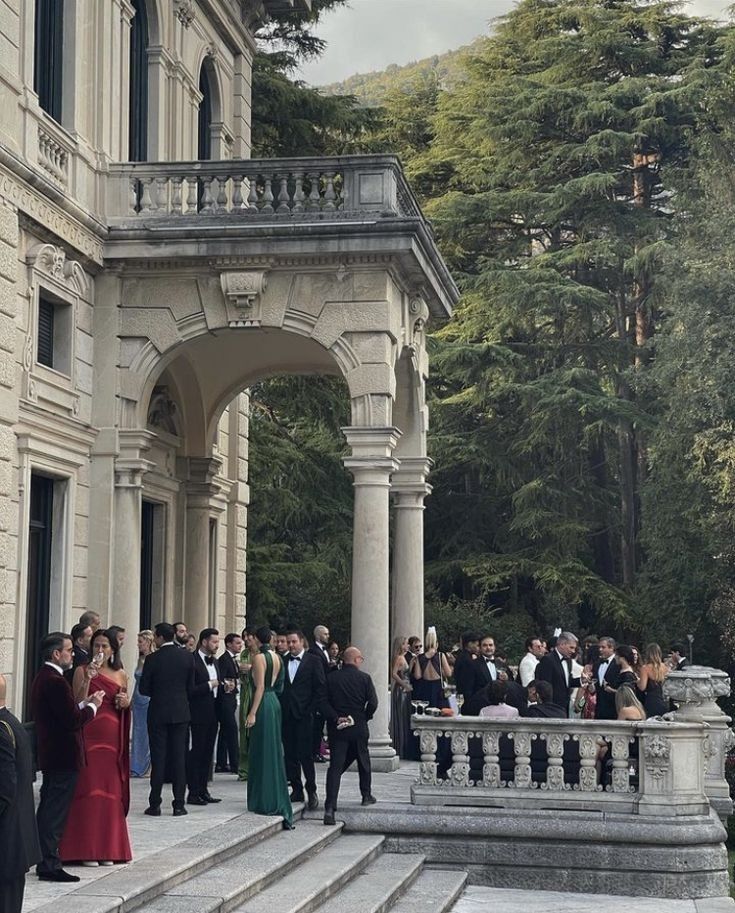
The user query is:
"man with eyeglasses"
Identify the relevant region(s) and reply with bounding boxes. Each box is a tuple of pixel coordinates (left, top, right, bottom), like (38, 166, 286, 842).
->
(404, 636, 421, 664)
(321, 646, 378, 825)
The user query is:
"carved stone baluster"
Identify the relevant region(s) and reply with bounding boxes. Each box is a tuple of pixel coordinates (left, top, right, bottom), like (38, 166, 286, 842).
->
(510, 731, 533, 789)
(247, 177, 259, 212)
(171, 177, 183, 215)
(129, 179, 138, 215)
(232, 177, 244, 211)
(610, 734, 632, 792)
(448, 730, 470, 787)
(544, 731, 566, 791)
(216, 176, 228, 211)
(276, 175, 290, 213)
(481, 730, 502, 788)
(261, 177, 274, 214)
(201, 177, 215, 213)
(577, 734, 600, 791)
(307, 173, 321, 211)
(323, 173, 337, 211)
(154, 176, 167, 213)
(417, 727, 438, 786)
(140, 178, 154, 212)
(292, 172, 305, 212)
(185, 177, 197, 214)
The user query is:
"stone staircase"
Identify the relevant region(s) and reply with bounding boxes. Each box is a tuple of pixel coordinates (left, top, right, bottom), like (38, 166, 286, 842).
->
(29, 811, 467, 913)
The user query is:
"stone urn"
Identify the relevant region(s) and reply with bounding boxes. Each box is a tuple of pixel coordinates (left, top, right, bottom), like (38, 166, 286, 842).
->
(664, 665, 734, 818)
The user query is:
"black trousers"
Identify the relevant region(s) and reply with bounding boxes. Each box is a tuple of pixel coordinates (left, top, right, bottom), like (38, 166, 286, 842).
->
(282, 708, 316, 797)
(312, 711, 325, 757)
(325, 734, 371, 811)
(148, 720, 188, 809)
(216, 698, 239, 771)
(0, 876, 25, 913)
(188, 719, 218, 798)
(36, 769, 78, 874)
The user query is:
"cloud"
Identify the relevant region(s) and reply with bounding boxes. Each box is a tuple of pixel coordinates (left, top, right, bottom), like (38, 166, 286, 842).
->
(299, 0, 732, 86)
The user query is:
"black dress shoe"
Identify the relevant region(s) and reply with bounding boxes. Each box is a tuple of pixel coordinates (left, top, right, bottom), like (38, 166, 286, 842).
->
(307, 791, 319, 811)
(323, 810, 336, 826)
(203, 794, 222, 804)
(187, 795, 208, 806)
(214, 766, 228, 773)
(361, 794, 377, 806)
(289, 790, 304, 803)
(173, 807, 188, 816)
(38, 870, 81, 883)
(144, 806, 161, 816)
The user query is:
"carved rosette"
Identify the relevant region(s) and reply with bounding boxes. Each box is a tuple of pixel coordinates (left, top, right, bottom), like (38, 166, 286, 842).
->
(220, 270, 268, 327)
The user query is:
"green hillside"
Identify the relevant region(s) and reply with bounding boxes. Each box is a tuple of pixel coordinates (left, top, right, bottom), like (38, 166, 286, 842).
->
(320, 40, 483, 105)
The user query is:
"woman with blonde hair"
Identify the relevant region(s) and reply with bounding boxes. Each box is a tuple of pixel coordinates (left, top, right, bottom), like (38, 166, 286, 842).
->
(615, 685, 646, 721)
(389, 636, 413, 758)
(131, 629, 155, 777)
(637, 643, 668, 717)
(410, 626, 452, 708)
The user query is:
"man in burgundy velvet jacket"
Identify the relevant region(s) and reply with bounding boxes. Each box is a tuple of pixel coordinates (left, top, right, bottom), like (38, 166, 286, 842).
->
(31, 632, 103, 882)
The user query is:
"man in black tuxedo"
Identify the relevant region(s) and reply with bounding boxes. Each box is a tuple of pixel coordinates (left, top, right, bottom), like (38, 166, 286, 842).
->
(404, 636, 421, 665)
(523, 680, 567, 718)
(64, 621, 92, 683)
(473, 634, 513, 695)
(534, 631, 581, 716)
(139, 621, 195, 815)
(187, 628, 230, 805)
(0, 673, 41, 913)
(670, 643, 689, 671)
(215, 632, 242, 773)
(454, 631, 481, 709)
(322, 646, 378, 824)
(593, 637, 621, 720)
(32, 633, 103, 881)
(308, 624, 331, 762)
(281, 629, 326, 809)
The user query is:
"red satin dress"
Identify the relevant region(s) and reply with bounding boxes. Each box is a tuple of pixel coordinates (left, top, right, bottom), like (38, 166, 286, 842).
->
(59, 670, 133, 863)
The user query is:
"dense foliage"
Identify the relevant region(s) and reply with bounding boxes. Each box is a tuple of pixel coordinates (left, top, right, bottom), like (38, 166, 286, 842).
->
(246, 0, 735, 662)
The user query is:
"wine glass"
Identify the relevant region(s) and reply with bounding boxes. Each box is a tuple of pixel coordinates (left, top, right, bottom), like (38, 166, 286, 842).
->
(417, 701, 429, 715)
(411, 700, 420, 716)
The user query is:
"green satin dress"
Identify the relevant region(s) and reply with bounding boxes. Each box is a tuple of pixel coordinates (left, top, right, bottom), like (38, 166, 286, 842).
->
(237, 647, 254, 780)
(246, 647, 294, 827)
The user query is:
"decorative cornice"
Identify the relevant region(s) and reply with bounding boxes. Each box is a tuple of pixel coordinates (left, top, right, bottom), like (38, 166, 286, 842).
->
(26, 242, 90, 296)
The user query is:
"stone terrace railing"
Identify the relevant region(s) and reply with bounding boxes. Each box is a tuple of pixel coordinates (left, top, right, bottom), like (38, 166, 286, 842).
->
(105, 155, 424, 223)
(411, 715, 710, 817)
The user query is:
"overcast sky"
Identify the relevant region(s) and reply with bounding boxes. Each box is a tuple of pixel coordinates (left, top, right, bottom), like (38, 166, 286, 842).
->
(299, 0, 732, 86)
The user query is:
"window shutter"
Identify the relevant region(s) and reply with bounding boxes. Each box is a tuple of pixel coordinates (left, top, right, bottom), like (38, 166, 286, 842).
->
(37, 296, 55, 368)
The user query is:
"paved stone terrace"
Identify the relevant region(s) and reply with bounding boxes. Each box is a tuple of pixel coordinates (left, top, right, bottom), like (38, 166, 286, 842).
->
(22, 762, 735, 913)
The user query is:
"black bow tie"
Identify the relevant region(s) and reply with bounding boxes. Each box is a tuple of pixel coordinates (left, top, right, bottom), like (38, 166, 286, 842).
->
(205, 657, 214, 666)
(290, 655, 302, 662)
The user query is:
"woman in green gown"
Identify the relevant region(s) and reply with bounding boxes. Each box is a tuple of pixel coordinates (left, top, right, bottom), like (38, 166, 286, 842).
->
(237, 628, 256, 781)
(245, 626, 294, 829)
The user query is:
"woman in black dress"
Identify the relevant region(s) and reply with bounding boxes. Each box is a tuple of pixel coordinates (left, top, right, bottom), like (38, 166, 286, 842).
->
(637, 643, 668, 717)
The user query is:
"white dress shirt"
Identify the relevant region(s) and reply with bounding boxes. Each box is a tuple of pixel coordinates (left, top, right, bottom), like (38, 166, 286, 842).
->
(288, 650, 305, 683)
(519, 652, 539, 687)
(598, 659, 610, 685)
(199, 649, 218, 697)
(555, 649, 569, 685)
(484, 657, 497, 681)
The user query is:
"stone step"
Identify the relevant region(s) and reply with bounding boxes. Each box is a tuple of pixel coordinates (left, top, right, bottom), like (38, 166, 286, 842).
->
(235, 833, 387, 913)
(389, 869, 468, 913)
(310, 853, 425, 913)
(148, 821, 344, 912)
(32, 811, 289, 913)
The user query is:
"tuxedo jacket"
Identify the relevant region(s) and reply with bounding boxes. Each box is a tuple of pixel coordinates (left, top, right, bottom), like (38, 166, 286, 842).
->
(308, 643, 331, 673)
(0, 706, 41, 880)
(523, 701, 567, 719)
(217, 650, 239, 717)
(593, 657, 621, 720)
(281, 652, 326, 721)
(321, 665, 378, 742)
(534, 651, 579, 716)
(473, 657, 514, 693)
(139, 644, 194, 725)
(30, 664, 95, 772)
(453, 650, 478, 700)
(189, 652, 221, 725)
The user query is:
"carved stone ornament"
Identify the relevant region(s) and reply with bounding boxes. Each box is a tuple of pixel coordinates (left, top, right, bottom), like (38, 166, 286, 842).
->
(174, 0, 195, 27)
(204, 42, 218, 60)
(147, 386, 180, 436)
(664, 665, 731, 718)
(220, 270, 268, 327)
(26, 242, 89, 296)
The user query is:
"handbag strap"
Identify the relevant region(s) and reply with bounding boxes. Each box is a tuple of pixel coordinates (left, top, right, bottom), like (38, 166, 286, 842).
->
(0, 719, 15, 751)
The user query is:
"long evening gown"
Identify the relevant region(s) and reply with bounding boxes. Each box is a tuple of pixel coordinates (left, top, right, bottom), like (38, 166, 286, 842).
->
(60, 670, 132, 863)
(390, 660, 413, 759)
(130, 667, 150, 777)
(246, 648, 293, 828)
(643, 677, 668, 717)
(238, 647, 254, 781)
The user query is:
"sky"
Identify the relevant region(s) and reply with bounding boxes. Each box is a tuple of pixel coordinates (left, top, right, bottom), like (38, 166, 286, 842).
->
(299, 0, 732, 86)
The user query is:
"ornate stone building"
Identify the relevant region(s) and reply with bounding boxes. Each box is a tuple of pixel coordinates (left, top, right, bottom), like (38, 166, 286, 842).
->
(0, 0, 456, 766)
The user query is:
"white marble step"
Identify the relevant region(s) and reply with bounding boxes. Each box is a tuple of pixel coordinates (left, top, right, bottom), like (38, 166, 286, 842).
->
(389, 869, 468, 913)
(235, 833, 386, 913)
(311, 853, 425, 913)
(145, 821, 344, 912)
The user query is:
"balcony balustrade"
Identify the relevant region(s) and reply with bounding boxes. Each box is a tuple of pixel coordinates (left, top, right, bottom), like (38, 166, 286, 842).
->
(411, 715, 710, 817)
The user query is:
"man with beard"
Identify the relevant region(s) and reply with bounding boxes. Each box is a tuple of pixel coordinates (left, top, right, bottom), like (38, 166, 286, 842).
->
(173, 622, 189, 648)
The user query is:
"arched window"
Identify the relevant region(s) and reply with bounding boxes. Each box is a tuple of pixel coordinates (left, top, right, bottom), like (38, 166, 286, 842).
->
(34, 0, 64, 122)
(129, 0, 149, 161)
(198, 64, 213, 161)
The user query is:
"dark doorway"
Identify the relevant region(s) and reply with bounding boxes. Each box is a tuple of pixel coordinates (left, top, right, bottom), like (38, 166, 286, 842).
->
(25, 474, 54, 719)
(140, 500, 155, 631)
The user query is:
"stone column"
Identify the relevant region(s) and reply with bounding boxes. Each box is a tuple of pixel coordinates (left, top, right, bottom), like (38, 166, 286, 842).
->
(391, 457, 432, 644)
(664, 665, 735, 819)
(343, 426, 401, 773)
(113, 431, 154, 672)
(182, 457, 221, 638)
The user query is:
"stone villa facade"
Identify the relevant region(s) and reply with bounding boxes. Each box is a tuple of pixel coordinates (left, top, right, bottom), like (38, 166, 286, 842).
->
(0, 0, 457, 765)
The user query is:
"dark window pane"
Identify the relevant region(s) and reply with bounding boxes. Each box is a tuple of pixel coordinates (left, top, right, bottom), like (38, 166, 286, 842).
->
(129, 0, 149, 162)
(25, 474, 54, 720)
(34, 0, 64, 122)
(37, 294, 55, 368)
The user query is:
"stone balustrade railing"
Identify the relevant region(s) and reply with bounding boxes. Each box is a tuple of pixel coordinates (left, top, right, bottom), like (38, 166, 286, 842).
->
(411, 716, 709, 816)
(37, 125, 69, 186)
(105, 155, 424, 223)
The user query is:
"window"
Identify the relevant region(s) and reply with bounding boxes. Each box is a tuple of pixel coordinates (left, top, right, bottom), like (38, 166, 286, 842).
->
(24, 474, 54, 719)
(129, 0, 149, 162)
(140, 500, 165, 629)
(34, 0, 64, 123)
(36, 288, 72, 376)
(198, 65, 213, 161)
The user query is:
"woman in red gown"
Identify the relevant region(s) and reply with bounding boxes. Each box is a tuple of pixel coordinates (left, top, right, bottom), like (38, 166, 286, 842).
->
(59, 629, 132, 865)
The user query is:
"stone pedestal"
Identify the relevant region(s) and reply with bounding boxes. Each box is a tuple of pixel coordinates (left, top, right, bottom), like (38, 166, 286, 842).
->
(391, 458, 432, 645)
(664, 664, 735, 818)
(344, 426, 401, 772)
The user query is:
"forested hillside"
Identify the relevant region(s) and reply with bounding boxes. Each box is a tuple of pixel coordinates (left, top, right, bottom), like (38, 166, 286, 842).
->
(247, 0, 735, 663)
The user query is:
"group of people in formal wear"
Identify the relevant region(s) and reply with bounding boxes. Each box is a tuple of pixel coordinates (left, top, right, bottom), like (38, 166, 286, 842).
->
(389, 626, 685, 758)
(0, 613, 379, 913)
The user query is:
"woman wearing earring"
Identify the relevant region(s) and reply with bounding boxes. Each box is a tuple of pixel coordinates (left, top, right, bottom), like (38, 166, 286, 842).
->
(60, 628, 132, 866)
(245, 625, 293, 829)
